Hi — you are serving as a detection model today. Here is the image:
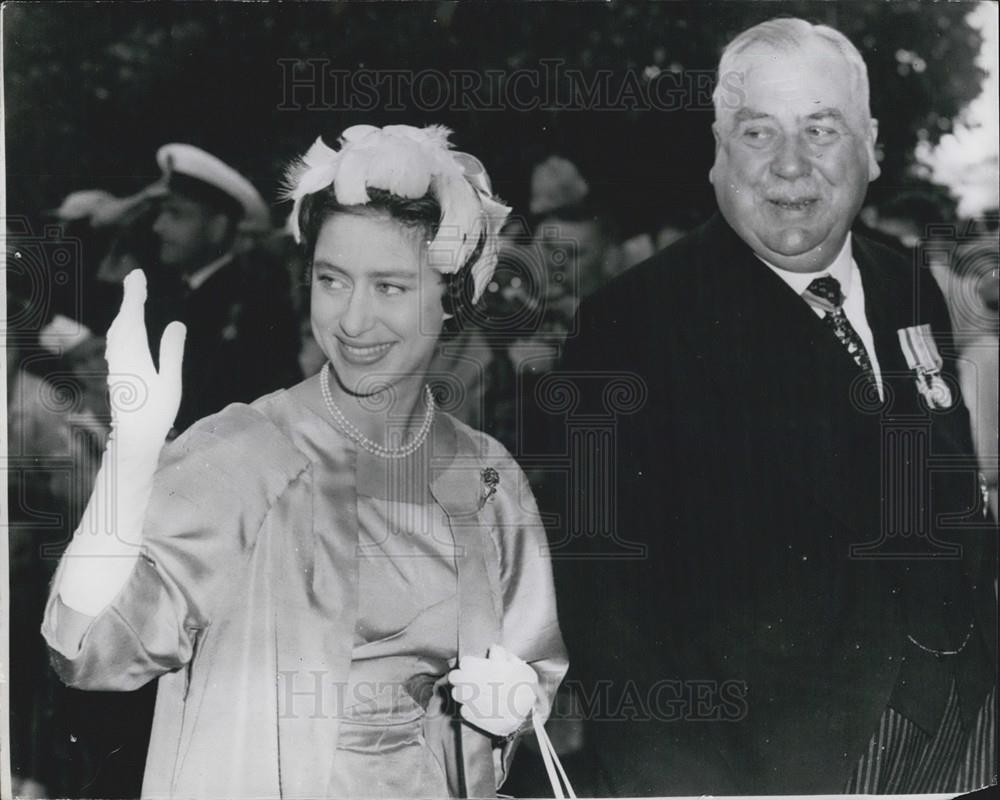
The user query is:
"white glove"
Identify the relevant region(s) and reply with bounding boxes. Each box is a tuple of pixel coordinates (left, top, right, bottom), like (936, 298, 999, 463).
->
(448, 644, 539, 738)
(104, 269, 186, 455)
(58, 270, 186, 616)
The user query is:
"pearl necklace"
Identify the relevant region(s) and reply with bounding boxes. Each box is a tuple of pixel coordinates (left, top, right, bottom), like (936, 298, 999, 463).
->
(319, 362, 435, 459)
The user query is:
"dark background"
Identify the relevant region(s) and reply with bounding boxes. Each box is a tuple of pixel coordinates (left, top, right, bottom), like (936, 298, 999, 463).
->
(2, 1, 991, 797)
(4, 0, 987, 237)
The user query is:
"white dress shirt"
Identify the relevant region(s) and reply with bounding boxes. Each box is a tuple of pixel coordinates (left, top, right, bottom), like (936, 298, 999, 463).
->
(756, 234, 884, 399)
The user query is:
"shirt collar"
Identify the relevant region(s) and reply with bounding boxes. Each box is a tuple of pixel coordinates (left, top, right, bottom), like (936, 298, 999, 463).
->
(755, 233, 855, 299)
(185, 252, 234, 291)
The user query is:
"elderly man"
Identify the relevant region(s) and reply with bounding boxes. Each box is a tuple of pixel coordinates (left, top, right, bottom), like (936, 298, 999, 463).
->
(543, 18, 996, 794)
(148, 143, 301, 430)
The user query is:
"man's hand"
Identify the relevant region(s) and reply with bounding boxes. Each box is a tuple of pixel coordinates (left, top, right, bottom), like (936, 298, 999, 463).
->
(449, 644, 539, 738)
(105, 269, 186, 453)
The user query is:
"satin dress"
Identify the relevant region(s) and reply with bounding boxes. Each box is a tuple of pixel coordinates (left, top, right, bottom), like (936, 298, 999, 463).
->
(43, 374, 568, 798)
(330, 480, 460, 797)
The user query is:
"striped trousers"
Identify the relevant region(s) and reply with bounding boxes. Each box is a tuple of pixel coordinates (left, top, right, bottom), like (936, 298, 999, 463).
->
(845, 683, 997, 792)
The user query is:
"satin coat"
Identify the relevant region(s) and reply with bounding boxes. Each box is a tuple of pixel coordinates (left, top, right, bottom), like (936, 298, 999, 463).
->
(43, 374, 567, 799)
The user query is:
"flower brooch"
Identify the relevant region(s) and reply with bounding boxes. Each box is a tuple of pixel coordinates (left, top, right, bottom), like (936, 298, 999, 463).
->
(481, 467, 500, 504)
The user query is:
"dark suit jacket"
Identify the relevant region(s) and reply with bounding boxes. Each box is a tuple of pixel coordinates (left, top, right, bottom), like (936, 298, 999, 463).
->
(147, 249, 302, 432)
(539, 214, 996, 794)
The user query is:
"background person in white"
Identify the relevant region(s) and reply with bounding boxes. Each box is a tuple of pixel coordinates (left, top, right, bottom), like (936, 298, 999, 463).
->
(547, 17, 996, 794)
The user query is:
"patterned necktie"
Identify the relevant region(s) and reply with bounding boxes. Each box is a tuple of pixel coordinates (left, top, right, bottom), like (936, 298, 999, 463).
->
(802, 275, 875, 377)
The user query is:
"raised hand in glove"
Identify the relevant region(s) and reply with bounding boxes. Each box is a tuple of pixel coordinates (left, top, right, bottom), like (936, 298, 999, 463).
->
(58, 269, 186, 616)
(105, 269, 186, 454)
(448, 644, 540, 738)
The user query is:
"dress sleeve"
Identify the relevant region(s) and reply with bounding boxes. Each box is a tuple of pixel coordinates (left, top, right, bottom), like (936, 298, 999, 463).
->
(41, 404, 309, 691)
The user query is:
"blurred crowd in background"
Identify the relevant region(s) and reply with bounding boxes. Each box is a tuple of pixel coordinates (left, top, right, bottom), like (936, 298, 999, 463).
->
(4, 140, 700, 797)
(7, 135, 998, 799)
(5, 2, 999, 797)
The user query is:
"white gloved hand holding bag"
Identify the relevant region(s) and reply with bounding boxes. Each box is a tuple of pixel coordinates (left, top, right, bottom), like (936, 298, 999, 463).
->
(448, 644, 540, 738)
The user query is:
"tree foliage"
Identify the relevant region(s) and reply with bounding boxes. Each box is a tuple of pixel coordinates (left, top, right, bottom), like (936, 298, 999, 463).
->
(4, 1, 985, 234)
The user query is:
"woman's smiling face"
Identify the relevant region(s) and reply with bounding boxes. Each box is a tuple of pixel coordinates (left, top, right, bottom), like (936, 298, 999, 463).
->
(310, 211, 445, 397)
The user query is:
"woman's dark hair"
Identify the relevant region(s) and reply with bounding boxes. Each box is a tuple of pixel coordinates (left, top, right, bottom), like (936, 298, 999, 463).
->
(298, 186, 441, 251)
(297, 185, 480, 330)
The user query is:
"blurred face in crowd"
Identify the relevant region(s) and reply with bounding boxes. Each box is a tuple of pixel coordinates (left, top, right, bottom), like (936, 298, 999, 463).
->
(153, 193, 232, 273)
(310, 211, 444, 398)
(537, 218, 610, 300)
(710, 38, 880, 273)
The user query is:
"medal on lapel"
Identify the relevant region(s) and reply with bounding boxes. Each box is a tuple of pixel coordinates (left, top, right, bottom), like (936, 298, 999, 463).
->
(897, 323, 953, 409)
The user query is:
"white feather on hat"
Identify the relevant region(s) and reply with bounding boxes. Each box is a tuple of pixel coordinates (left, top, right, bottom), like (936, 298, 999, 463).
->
(281, 124, 511, 303)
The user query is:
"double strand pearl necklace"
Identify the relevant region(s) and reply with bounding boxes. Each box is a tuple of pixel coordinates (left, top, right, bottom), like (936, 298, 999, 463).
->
(319, 362, 435, 459)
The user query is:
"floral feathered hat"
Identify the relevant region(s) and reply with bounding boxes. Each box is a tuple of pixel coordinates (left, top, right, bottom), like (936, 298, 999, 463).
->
(282, 124, 511, 303)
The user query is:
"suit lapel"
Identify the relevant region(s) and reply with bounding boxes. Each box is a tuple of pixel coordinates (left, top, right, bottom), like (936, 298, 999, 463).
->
(674, 216, 883, 537)
(852, 235, 921, 416)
